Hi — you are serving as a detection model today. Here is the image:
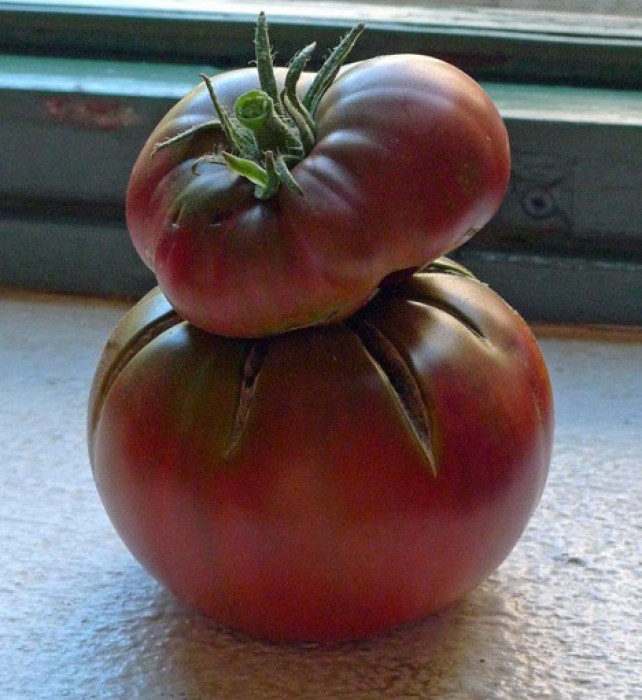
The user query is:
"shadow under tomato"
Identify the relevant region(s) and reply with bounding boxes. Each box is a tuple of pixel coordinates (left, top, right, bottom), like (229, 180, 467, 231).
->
(144, 578, 523, 699)
(38, 559, 525, 699)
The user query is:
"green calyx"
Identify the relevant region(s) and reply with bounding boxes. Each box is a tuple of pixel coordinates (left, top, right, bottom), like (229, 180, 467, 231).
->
(155, 13, 364, 200)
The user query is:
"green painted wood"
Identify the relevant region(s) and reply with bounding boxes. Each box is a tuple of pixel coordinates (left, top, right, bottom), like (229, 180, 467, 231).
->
(0, 54, 217, 96)
(0, 214, 154, 299)
(0, 53, 641, 323)
(453, 250, 642, 326)
(0, 57, 213, 205)
(2, 211, 640, 325)
(1, 3, 642, 88)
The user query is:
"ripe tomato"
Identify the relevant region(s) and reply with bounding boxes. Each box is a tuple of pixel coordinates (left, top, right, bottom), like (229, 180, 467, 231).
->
(88, 260, 553, 643)
(126, 20, 510, 337)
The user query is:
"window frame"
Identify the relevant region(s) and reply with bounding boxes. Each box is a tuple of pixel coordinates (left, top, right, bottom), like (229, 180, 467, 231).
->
(1, 1, 641, 325)
(3, 2, 642, 88)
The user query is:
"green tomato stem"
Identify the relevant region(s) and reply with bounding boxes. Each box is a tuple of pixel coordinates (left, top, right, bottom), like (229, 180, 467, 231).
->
(234, 89, 303, 159)
(170, 14, 364, 200)
(234, 90, 273, 132)
(199, 73, 259, 159)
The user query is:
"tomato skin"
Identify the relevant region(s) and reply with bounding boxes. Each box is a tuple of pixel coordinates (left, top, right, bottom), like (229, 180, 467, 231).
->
(126, 55, 510, 337)
(88, 262, 552, 643)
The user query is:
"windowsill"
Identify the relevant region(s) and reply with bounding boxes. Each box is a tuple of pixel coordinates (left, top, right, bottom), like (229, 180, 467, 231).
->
(2, 52, 642, 324)
(2, 287, 640, 697)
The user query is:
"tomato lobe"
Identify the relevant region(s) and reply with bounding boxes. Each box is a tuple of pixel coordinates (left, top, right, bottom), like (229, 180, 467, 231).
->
(89, 263, 552, 643)
(127, 56, 510, 337)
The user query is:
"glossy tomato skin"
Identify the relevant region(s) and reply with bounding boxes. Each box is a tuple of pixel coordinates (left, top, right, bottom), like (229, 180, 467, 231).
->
(88, 262, 552, 643)
(126, 56, 510, 337)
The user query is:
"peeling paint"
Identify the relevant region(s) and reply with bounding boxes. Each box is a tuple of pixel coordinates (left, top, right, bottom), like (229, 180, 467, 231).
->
(43, 96, 141, 131)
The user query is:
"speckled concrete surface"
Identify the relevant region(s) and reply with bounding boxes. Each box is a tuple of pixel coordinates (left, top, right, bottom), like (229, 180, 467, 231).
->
(1, 289, 640, 699)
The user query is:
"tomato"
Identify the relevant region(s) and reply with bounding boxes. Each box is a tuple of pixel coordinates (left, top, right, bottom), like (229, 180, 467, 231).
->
(126, 17, 510, 337)
(88, 260, 553, 643)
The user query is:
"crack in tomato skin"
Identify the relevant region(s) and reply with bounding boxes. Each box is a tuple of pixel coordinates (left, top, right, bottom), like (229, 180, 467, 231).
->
(225, 339, 271, 457)
(346, 316, 436, 477)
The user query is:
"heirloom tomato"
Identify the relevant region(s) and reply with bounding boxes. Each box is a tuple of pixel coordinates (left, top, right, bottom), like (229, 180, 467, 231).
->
(126, 15, 510, 337)
(88, 260, 553, 643)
